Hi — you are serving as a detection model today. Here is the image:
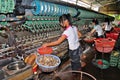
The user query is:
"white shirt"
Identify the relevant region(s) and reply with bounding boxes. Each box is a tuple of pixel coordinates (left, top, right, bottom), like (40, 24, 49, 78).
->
(94, 25, 103, 36)
(62, 26, 80, 50)
(104, 22, 112, 31)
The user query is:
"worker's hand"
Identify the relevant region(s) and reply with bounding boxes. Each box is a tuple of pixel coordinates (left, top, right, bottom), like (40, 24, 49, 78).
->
(42, 43, 48, 47)
(88, 32, 91, 36)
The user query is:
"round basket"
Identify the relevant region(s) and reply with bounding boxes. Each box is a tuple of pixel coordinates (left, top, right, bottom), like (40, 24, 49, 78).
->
(94, 38, 116, 53)
(36, 54, 61, 72)
(112, 27, 120, 33)
(53, 70, 96, 80)
(106, 33, 119, 40)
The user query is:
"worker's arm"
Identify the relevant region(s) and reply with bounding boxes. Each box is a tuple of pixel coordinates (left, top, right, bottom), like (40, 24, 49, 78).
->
(77, 30, 82, 38)
(89, 29, 96, 36)
(42, 35, 66, 47)
(102, 23, 106, 30)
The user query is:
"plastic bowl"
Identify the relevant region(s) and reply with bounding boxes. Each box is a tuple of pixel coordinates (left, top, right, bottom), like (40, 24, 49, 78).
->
(84, 37, 96, 43)
(92, 59, 109, 69)
(96, 59, 109, 69)
(37, 47, 53, 55)
(36, 54, 61, 72)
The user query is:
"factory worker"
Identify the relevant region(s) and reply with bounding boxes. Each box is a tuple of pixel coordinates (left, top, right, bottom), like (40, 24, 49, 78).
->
(42, 14, 83, 71)
(102, 18, 113, 33)
(89, 19, 104, 38)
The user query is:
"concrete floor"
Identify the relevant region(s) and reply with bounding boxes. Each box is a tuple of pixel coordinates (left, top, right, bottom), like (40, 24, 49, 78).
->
(82, 52, 120, 80)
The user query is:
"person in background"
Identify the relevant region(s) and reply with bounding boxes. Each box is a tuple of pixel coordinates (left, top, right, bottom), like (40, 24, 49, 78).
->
(118, 22, 120, 27)
(102, 18, 113, 33)
(89, 18, 104, 38)
(42, 14, 82, 71)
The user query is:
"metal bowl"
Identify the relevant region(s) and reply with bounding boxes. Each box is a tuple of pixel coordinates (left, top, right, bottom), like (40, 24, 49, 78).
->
(7, 61, 26, 70)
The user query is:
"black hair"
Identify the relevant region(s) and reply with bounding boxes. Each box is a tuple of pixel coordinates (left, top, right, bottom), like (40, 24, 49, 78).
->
(59, 13, 72, 25)
(92, 18, 99, 25)
(104, 18, 110, 25)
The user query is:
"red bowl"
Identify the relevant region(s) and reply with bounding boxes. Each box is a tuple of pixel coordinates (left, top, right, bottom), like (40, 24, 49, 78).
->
(37, 47, 53, 55)
(84, 37, 96, 43)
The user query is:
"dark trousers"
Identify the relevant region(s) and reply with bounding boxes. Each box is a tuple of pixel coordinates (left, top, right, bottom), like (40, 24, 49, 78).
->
(69, 47, 82, 71)
(97, 35, 104, 38)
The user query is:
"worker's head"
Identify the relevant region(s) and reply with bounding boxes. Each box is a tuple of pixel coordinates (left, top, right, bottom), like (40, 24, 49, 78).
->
(92, 18, 99, 25)
(104, 18, 110, 25)
(59, 14, 72, 28)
